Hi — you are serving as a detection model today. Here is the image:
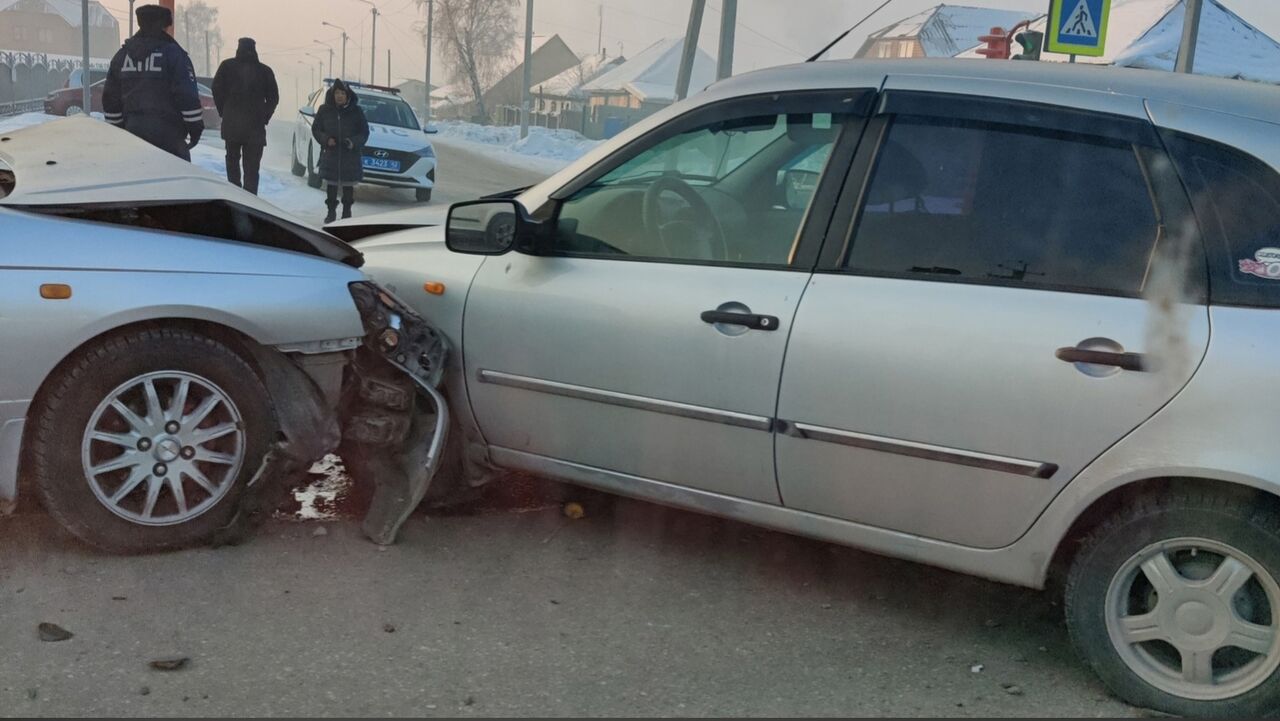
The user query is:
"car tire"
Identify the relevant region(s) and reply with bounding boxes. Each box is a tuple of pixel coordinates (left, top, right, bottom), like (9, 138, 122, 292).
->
(29, 327, 275, 554)
(65, 105, 82, 117)
(1065, 490, 1280, 717)
(415, 188, 432, 203)
(291, 139, 306, 177)
(306, 145, 323, 189)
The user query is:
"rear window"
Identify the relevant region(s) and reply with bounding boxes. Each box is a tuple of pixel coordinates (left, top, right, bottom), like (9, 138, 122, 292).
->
(1162, 130, 1280, 307)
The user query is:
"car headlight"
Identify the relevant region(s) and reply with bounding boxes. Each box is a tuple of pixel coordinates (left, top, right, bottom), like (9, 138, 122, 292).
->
(347, 281, 448, 385)
(414, 145, 435, 159)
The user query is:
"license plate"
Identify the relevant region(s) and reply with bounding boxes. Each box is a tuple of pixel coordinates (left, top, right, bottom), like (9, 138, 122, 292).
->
(363, 156, 401, 172)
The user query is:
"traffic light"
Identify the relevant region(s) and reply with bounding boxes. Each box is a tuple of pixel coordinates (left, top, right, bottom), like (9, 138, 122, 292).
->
(1013, 30, 1044, 60)
(976, 26, 1011, 60)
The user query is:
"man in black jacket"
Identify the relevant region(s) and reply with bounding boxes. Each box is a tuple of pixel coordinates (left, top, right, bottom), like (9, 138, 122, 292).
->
(102, 4, 203, 161)
(212, 38, 279, 195)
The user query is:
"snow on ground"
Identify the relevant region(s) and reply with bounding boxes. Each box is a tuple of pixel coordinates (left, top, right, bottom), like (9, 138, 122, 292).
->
(188, 142, 319, 219)
(432, 120, 599, 173)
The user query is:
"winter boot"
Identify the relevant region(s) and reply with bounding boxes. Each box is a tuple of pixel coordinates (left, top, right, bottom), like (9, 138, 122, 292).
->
(341, 205, 353, 220)
(324, 205, 337, 224)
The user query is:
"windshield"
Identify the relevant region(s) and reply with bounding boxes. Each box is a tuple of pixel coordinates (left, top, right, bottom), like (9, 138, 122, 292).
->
(357, 94, 419, 130)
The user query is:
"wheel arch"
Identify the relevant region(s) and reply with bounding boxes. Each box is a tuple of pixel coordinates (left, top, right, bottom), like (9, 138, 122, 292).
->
(16, 317, 270, 503)
(1046, 475, 1280, 594)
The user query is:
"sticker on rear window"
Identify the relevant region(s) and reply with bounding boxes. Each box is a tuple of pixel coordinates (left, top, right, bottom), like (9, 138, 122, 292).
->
(1239, 247, 1280, 280)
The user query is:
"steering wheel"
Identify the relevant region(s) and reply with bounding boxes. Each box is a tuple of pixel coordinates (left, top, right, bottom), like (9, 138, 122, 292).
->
(641, 176, 727, 261)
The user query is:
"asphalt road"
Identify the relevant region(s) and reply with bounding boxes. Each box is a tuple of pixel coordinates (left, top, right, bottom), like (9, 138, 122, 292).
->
(0, 474, 1149, 718)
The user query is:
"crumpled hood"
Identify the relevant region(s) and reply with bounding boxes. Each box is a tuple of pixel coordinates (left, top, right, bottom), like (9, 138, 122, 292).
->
(0, 117, 360, 266)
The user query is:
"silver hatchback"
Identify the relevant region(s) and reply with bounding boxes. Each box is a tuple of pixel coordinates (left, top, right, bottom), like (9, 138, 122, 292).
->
(350, 59, 1280, 716)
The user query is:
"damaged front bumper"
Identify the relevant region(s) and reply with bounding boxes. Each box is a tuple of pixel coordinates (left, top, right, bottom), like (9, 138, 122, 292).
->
(213, 280, 451, 547)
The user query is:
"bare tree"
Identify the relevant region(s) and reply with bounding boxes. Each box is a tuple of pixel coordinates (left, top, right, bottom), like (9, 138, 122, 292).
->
(417, 0, 517, 122)
(175, 0, 223, 77)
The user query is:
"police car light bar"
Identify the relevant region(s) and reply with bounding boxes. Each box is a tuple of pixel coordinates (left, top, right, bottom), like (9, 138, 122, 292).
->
(322, 78, 401, 95)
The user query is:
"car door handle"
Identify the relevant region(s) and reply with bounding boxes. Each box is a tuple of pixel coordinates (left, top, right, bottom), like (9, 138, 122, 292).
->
(700, 310, 779, 331)
(1055, 346, 1147, 372)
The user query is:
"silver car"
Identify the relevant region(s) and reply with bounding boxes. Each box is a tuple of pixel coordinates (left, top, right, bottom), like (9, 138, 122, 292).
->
(345, 60, 1280, 716)
(0, 117, 448, 552)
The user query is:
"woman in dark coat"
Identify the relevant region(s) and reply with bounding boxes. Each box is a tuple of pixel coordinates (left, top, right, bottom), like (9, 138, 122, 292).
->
(310, 79, 370, 223)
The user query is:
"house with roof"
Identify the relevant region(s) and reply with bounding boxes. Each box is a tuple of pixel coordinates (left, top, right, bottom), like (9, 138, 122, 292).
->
(855, 4, 1040, 59)
(955, 0, 1280, 85)
(581, 37, 716, 111)
(0, 0, 118, 58)
(0, 0, 119, 104)
(533, 50, 625, 118)
(482, 34, 579, 124)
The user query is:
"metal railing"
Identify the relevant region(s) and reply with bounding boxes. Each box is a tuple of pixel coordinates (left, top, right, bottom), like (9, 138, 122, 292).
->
(0, 98, 45, 118)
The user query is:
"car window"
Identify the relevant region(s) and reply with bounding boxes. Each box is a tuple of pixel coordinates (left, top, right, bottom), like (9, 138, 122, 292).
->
(549, 112, 845, 267)
(844, 116, 1160, 296)
(1161, 131, 1280, 308)
(357, 95, 420, 130)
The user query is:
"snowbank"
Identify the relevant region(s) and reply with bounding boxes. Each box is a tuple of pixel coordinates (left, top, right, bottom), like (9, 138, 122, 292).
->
(432, 120, 600, 172)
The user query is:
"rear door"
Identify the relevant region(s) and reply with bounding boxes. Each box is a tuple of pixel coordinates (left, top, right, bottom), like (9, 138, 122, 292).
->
(775, 87, 1210, 548)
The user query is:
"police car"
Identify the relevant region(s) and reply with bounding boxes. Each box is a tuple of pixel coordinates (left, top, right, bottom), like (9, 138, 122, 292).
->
(292, 80, 438, 202)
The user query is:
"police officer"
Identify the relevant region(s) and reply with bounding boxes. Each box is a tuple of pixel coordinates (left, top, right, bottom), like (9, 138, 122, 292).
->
(102, 4, 204, 161)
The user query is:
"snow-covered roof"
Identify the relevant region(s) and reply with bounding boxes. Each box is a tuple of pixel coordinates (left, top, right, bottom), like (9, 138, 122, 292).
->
(0, 0, 117, 29)
(537, 52, 625, 98)
(955, 0, 1280, 84)
(864, 4, 1041, 57)
(582, 37, 716, 103)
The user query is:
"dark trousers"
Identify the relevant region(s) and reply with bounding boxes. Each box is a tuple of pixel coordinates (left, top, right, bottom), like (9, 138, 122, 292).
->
(326, 184, 355, 215)
(225, 142, 265, 194)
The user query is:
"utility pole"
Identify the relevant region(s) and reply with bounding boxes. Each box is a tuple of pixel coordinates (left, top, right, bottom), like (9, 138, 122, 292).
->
(675, 0, 706, 100)
(1175, 0, 1205, 74)
(357, 1, 380, 85)
(204, 30, 211, 76)
(520, 0, 533, 138)
(716, 0, 736, 80)
(316, 41, 335, 79)
(323, 23, 349, 79)
(423, 0, 433, 121)
(81, 0, 90, 115)
(128, 0, 136, 36)
(597, 4, 603, 55)
(387, 49, 391, 86)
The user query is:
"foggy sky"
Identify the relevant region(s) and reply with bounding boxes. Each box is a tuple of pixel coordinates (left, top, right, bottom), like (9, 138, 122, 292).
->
(89, 0, 1280, 111)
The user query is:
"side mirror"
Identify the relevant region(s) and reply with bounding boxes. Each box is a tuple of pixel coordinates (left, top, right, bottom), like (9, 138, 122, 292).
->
(782, 169, 820, 210)
(423, 125, 439, 135)
(300, 106, 316, 118)
(446, 199, 535, 255)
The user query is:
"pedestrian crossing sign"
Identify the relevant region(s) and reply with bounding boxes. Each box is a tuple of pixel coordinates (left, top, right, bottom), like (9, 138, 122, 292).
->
(1046, 0, 1111, 56)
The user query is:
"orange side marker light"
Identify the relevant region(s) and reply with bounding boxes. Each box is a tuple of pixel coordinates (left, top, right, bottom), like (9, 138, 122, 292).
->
(40, 283, 72, 300)
(423, 282, 446, 296)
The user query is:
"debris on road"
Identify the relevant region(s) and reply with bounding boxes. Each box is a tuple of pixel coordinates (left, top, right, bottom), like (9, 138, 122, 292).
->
(37, 622, 73, 642)
(139, 686, 151, 696)
(563, 502, 585, 520)
(312, 526, 329, 537)
(383, 623, 396, 633)
(1002, 683, 1024, 696)
(111, 595, 127, 601)
(969, 663, 984, 674)
(149, 657, 190, 671)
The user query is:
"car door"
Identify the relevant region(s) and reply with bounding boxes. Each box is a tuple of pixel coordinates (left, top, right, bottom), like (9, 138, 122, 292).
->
(462, 90, 873, 502)
(775, 88, 1211, 548)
